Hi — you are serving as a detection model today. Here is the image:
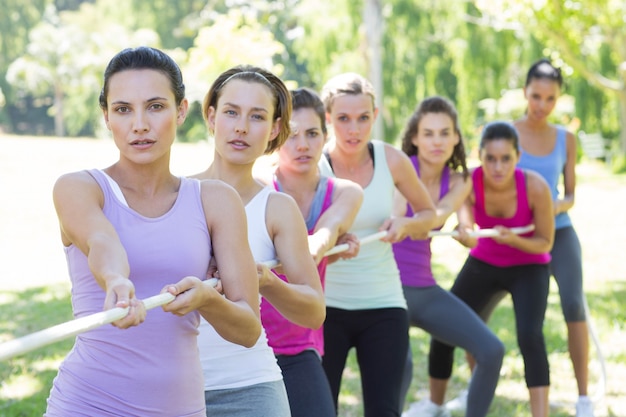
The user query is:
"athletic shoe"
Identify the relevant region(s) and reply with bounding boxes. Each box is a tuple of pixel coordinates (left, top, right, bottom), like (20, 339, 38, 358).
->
(576, 396, 595, 417)
(445, 389, 468, 412)
(402, 399, 451, 417)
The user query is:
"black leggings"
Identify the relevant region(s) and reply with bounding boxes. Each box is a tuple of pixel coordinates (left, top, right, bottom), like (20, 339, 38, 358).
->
(323, 307, 409, 417)
(429, 256, 551, 387)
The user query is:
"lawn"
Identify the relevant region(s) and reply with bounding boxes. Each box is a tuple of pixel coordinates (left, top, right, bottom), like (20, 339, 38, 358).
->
(1, 134, 625, 416)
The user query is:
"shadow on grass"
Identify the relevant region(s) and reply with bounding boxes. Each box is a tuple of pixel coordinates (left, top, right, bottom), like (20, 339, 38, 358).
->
(0, 284, 73, 416)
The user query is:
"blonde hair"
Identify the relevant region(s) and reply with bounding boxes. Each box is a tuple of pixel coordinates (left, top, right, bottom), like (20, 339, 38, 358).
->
(320, 72, 376, 114)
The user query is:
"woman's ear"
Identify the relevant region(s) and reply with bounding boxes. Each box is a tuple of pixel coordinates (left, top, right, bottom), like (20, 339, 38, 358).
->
(269, 117, 281, 142)
(177, 99, 189, 126)
(103, 110, 111, 131)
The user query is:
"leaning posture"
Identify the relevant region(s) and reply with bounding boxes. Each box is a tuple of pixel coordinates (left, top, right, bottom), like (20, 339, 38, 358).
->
(45, 47, 260, 417)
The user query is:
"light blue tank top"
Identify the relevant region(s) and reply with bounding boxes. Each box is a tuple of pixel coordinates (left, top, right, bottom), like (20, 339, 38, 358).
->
(517, 126, 572, 229)
(318, 140, 406, 310)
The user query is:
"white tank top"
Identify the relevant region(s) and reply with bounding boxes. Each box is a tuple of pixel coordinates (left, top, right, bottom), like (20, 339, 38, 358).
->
(198, 186, 283, 390)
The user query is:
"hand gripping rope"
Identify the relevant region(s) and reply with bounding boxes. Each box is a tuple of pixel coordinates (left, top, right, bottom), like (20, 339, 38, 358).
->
(0, 225, 536, 361)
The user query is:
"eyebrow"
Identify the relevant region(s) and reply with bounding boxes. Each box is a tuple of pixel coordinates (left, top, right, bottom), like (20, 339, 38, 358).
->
(423, 127, 451, 132)
(111, 96, 168, 105)
(223, 102, 269, 113)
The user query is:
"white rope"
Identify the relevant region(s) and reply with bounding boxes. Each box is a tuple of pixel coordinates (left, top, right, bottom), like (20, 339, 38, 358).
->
(0, 225, 537, 361)
(0, 292, 174, 362)
(428, 224, 535, 238)
(584, 295, 607, 404)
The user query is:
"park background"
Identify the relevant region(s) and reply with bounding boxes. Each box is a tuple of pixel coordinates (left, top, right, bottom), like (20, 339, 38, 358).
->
(1, 0, 625, 416)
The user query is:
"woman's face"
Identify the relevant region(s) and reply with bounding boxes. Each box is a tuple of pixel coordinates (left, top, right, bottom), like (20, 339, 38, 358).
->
(327, 93, 377, 155)
(278, 107, 326, 175)
(524, 78, 560, 123)
(412, 112, 459, 165)
(103, 69, 186, 165)
(208, 78, 280, 165)
(479, 138, 519, 187)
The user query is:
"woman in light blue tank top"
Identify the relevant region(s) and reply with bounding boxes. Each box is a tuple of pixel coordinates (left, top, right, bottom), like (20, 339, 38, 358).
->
(515, 59, 595, 417)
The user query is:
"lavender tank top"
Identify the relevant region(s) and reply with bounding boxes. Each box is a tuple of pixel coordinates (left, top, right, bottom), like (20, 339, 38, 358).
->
(45, 169, 209, 417)
(470, 167, 551, 267)
(392, 156, 449, 287)
(262, 176, 334, 356)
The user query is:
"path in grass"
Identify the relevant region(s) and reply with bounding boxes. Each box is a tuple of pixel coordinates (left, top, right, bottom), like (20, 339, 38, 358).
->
(1, 135, 625, 416)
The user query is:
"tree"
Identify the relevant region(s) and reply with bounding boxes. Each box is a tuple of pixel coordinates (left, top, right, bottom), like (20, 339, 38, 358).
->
(182, 7, 285, 141)
(7, 2, 163, 137)
(473, 0, 626, 152)
(0, 0, 50, 131)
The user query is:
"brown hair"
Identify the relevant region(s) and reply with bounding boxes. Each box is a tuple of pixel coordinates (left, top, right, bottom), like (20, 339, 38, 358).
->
(400, 96, 468, 178)
(202, 65, 292, 154)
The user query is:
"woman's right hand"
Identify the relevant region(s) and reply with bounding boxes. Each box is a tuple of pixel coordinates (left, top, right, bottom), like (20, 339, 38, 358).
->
(104, 276, 147, 329)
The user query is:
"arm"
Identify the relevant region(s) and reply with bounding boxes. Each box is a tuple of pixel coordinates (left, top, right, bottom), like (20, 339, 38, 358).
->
(432, 173, 473, 229)
(261, 192, 325, 329)
(556, 130, 577, 215)
(53, 171, 145, 329)
(392, 172, 472, 230)
(308, 178, 363, 264)
(164, 180, 261, 347)
(383, 144, 437, 242)
(454, 190, 479, 249)
(492, 171, 555, 253)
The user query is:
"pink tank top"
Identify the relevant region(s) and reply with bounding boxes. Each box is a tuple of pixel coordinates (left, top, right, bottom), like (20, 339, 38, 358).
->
(261, 177, 334, 356)
(470, 167, 551, 267)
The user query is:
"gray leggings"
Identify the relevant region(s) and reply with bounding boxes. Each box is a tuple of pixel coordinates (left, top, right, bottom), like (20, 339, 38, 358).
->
(204, 380, 290, 417)
(551, 226, 586, 322)
(400, 285, 504, 417)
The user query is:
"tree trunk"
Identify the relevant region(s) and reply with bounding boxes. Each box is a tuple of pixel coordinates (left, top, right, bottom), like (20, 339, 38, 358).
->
(54, 82, 65, 138)
(363, 0, 384, 141)
(619, 88, 626, 154)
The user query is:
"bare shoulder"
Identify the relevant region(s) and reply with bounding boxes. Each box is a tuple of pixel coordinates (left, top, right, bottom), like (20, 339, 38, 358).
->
(53, 170, 99, 199)
(199, 178, 238, 196)
(267, 189, 299, 212)
(449, 171, 472, 188)
(199, 179, 242, 213)
(564, 129, 577, 147)
(266, 190, 304, 233)
(382, 141, 408, 165)
(524, 169, 550, 195)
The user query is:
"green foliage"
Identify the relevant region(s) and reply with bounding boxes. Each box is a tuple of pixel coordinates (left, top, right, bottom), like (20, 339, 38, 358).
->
(0, 0, 623, 154)
(0, 285, 73, 416)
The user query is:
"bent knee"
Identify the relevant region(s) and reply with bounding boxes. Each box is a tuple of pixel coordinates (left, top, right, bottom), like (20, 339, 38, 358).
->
(562, 300, 586, 322)
(475, 336, 505, 367)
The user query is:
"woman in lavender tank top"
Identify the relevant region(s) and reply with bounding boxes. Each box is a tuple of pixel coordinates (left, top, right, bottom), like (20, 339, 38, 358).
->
(393, 97, 504, 417)
(45, 47, 260, 417)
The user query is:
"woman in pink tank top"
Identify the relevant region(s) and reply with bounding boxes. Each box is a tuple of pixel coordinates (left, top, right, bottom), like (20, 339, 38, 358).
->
(429, 121, 555, 417)
(261, 87, 363, 417)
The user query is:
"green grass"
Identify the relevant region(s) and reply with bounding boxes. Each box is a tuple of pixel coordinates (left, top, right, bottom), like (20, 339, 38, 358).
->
(0, 284, 73, 416)
(0, 136, 624, 416)
(337, 262, 626, 417)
